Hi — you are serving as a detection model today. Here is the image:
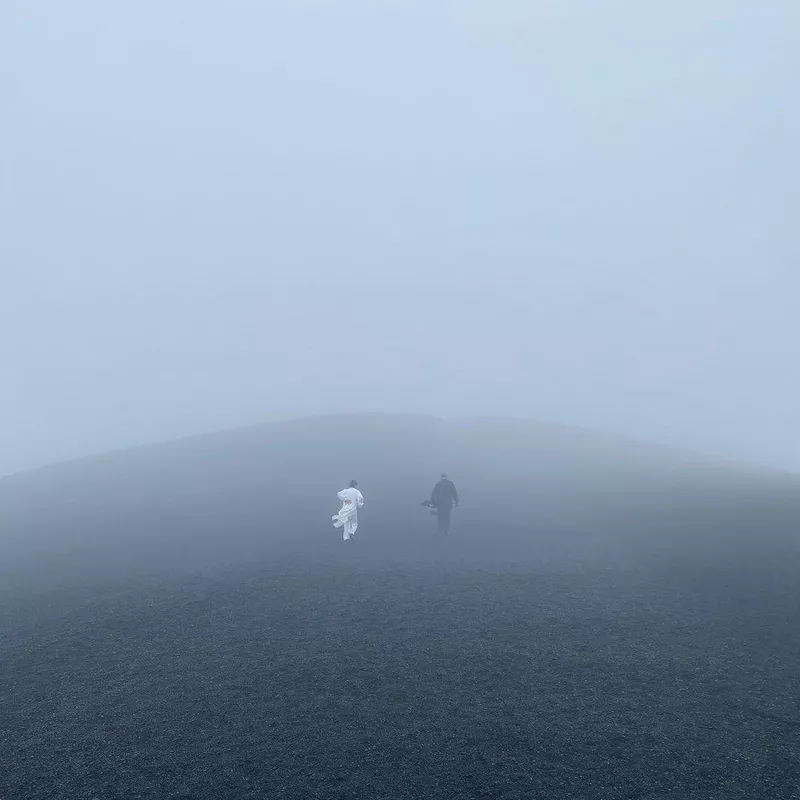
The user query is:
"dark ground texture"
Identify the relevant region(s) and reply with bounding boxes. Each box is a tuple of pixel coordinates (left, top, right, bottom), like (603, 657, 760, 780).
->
(2, 547, 800, 800)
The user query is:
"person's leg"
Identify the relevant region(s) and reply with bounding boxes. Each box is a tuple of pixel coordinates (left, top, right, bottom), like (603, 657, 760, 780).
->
(344, 515, 357, 541)
(438, 506, 451, 535)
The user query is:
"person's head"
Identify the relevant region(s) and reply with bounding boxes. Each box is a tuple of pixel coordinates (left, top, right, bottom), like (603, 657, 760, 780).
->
(349, 479, 358, 488)
(440, 473, 448, 480)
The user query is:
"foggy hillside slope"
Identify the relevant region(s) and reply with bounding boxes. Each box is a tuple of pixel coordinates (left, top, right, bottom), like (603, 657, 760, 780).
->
(1, 414, 798, 590)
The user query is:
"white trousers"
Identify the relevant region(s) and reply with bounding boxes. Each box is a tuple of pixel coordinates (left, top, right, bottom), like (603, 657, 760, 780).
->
(332, 511, 359, 540)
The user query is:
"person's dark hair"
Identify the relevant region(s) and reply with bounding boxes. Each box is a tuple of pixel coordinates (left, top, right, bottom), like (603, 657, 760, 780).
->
(349, 479, 358, 488)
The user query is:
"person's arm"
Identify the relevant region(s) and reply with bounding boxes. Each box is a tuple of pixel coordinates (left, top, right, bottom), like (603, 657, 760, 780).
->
(452, 484, 459, 506)
(337, 490, 347, 502)
(357, 491, 364, 508)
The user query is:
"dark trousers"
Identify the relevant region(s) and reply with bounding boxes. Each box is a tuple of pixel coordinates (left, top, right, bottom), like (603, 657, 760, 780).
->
(436, 505, 452, 535)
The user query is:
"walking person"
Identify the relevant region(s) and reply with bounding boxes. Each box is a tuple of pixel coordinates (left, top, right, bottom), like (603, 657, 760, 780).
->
(332, 480, 364, 541)
(428, 473, 459, 535)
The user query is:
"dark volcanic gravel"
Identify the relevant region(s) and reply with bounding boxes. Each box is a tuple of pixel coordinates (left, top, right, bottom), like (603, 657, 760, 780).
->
(2, 552, 800, 799)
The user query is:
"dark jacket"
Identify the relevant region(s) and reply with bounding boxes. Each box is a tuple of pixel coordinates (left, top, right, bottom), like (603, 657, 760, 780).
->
(430, 479, 459, 509)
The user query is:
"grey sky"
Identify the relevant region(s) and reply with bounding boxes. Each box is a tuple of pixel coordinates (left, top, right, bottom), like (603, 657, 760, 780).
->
(3, 0, 799, 474)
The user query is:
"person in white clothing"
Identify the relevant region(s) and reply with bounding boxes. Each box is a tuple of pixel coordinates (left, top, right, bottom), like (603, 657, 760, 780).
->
(332, 479, 364, 541)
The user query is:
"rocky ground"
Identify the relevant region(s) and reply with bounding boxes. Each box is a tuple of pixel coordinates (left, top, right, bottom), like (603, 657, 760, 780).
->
(2, 541, 799, 800)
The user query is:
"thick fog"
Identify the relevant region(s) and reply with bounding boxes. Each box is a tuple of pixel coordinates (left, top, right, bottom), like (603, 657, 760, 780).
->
(4, 0, 799, 475)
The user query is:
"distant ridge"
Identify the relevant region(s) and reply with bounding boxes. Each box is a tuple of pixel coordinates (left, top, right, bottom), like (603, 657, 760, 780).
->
(1, 412, 789, 482)
(1, 414, 798, 593)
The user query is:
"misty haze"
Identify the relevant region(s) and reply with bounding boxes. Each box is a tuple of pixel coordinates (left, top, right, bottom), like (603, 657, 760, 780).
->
(3, 2, 800, 799)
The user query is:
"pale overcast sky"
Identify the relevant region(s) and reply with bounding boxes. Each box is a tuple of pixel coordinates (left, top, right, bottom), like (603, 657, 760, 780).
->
(3, 0, 798, 474)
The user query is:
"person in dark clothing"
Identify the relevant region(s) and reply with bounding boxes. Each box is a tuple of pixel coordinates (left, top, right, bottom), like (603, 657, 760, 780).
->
(429, 473, 459, 535)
